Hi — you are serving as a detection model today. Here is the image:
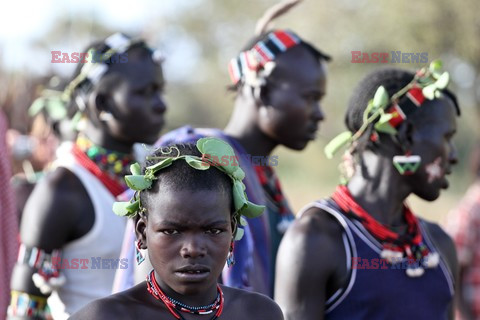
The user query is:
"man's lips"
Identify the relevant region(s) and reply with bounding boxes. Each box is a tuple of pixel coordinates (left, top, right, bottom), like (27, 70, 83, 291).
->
(176, 265, 210, 273)
(174, 265, 211, 281)
(306, 125, 319, 139)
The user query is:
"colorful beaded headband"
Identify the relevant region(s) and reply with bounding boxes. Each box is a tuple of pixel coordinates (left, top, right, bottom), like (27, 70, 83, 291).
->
(112, 137, 266, 241)
(63, 33, 162, 101)
(228, 30, 301, 87)
(324, 60, 450, 159)
(28, 34, 163, 128)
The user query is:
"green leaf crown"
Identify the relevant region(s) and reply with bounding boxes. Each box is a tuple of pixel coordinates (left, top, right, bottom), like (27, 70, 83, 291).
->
(112, 137, 266, 241)
(324, 59, 450, 160)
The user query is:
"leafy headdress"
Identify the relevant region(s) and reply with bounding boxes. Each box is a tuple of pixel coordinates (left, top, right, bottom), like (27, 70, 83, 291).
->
(324, 60, 451, 160)
(112, 137, 265, 241)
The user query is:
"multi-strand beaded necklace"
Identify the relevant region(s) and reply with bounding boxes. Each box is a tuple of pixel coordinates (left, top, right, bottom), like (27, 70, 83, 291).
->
(146, 270, 224, 320)
(72, 135, 133, 196)
(332, 185, 440, 277)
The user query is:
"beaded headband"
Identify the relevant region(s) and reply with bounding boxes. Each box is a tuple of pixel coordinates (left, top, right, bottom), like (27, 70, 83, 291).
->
(29, 34, 163, 129)
(324, 60, 451, 159)
(63, 33, 163, 102)
(112, 137, 266, 241)
(228, 30, 302, 87)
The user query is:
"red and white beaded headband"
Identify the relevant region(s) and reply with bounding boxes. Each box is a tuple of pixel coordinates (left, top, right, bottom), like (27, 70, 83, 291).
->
(228, 30, 301, 87)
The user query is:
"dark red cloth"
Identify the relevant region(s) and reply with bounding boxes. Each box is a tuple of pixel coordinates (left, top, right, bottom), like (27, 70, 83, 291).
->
(0, 110, 18, 318)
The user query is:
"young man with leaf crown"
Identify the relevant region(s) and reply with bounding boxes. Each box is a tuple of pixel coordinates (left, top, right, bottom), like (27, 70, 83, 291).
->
(71, 138, 284, 320)
(113, 0, 331, 298)
(275, 61, 459, 320)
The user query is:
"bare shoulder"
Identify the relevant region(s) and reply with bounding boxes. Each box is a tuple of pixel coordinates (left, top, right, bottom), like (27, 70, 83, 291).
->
(222, 286, 284, 320)
(275, 203, 348, 319)
(291, 205, 346, 237)
(20, 166, 89, 248)
(70, 294, 129, 319)
(280, 204, 346, 269)
(70, 283, 146, 319)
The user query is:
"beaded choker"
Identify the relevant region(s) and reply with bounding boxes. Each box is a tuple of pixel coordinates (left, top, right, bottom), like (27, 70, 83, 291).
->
(332, 185, 440, 277)
(146, 270, 224, 320)
(74, 135, 133, 196)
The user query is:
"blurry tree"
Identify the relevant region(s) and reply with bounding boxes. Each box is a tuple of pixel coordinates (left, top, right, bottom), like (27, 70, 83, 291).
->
(1, 0, 478, 216)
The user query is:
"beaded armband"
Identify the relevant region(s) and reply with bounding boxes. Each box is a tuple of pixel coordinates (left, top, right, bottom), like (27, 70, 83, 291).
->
(8, 290, 47, 319)
(17, 244, 66, 294)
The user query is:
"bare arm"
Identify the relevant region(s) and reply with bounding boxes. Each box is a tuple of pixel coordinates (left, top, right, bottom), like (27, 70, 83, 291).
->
(274, 208, 346, 320)
(9, 167, 94, 319)
(244, 291, 285, 320)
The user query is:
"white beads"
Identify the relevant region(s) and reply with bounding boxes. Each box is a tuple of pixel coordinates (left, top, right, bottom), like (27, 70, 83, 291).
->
(380, 249, 404, 263)
(406, 267, 425, 278)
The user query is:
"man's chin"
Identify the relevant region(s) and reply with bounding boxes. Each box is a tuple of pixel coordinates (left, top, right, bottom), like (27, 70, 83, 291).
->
(284, 139, 309, 151)
(415, 190, 441, 202)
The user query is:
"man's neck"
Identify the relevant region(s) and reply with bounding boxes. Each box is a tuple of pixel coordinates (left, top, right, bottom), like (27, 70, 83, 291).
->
(347, 153, 410, 228)
(224, 97, 277, 157)
(83, 125, 133, 154)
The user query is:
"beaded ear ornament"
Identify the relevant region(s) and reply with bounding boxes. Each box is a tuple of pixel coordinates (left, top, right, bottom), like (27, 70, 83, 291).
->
(112, 137, 265, 241)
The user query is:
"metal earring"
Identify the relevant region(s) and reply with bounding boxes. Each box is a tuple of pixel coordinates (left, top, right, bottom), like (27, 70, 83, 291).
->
(226, 242, 235, 268)
(136, 241, 145, 265)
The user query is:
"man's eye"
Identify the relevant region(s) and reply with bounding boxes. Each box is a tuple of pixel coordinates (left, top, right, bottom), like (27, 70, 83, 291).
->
(206, 229, 222, 235)
(162, 229, 179, 235)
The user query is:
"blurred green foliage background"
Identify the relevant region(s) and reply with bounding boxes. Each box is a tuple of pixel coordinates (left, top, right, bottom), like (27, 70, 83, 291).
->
(1, 0, 479, 223)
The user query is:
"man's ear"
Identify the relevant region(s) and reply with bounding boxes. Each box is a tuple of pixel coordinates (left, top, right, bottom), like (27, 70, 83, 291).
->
(88, 90, 114, 122)
(251, 84, 270, 107)
(135, 215, 148, 249)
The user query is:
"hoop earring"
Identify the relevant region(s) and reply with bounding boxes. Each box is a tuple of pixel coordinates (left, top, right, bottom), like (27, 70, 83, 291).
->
(226, 242, 235, 268)
(136, 241, 145, 265)
(393, 152, 421, 175)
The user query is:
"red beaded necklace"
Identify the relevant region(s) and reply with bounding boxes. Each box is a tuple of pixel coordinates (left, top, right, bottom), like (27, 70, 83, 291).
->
(72, 136, 132, 197)
(331, 185, 440, 277)
(146, 270, 224, 320)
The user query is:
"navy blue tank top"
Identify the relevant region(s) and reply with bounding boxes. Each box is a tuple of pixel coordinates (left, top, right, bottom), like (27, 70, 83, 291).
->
(301, 199, 454, 320)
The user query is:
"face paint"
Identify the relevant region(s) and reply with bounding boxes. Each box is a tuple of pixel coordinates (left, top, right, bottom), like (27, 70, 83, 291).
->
(425, 157, 443, 183)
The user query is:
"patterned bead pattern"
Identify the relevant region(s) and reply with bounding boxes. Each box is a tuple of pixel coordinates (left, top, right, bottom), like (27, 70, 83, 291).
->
(76, 135, 133, 191)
